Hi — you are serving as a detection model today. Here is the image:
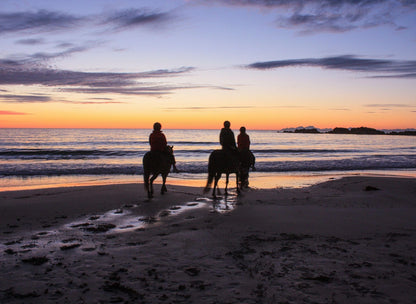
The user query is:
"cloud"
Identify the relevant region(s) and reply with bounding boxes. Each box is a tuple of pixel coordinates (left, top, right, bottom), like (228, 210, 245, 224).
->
(0, 110, 30, 115)
(164, 105, 257, 110)
(245, 55, 416, 78)
(0, 8, 177, 36)
(0, 10, 85, 34)
(30, 46, 91, 61)
(0, 57, 194, 87)
(330, 108, 351, 111)
(67, 100, 125, 105)
(365, 103, 413, 107)
(15, 38, 45, 45)
(0, 94, 52, 103)
(89, 97, 114, 101)
(0, 93, 127, 104)
(60, 83, 231, 96)
(0, 42, 95, 69)
(103, 8, 174, 30)
(164, 105, 305, 110)
(198, 0, 416, 33)
(0, 55, 201, 99)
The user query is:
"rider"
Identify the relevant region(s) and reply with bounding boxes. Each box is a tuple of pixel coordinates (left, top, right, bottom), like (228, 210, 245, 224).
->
(220, 121, 237, 152)
(237, 126, 255, 170)
(149, 122, 179, 173)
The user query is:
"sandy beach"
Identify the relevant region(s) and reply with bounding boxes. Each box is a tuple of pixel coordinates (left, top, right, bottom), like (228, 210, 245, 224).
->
(1, 176, 416, 303)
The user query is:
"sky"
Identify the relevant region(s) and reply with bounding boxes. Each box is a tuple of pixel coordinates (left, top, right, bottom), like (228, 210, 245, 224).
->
(0, 0, 415, 130)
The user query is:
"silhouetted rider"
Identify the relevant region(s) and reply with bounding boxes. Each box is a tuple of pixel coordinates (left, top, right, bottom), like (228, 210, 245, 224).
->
(219, 120, 237, 152)
(149, 122, 179, 173)
(238, 126, 256, 170)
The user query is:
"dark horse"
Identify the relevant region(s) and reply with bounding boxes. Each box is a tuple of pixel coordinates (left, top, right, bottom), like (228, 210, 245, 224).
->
(204, 150, 241, 198)
(143, 146, 174, 199)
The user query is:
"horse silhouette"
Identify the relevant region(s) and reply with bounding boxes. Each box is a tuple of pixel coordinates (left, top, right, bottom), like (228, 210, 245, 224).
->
(143, 146, 174, 199)
(204, 149, 241, 198)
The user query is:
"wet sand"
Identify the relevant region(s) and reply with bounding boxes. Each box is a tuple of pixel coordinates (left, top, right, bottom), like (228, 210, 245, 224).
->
(1, 176, 416, 303)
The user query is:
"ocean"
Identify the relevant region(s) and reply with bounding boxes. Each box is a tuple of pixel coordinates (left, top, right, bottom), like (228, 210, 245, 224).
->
(1, 128, 415, 191)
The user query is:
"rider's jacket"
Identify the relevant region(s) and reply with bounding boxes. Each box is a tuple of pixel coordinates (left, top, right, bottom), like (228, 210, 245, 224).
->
(149, 130, 167, 152)
(220, 128, 237, 151)
(237, 133, 250, 151)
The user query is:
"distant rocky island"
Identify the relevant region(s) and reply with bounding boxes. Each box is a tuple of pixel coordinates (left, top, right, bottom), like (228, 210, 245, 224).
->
(281, 126, 416, 136)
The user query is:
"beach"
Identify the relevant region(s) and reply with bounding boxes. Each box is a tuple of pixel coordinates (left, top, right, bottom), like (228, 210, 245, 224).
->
(1, 176, 416, 303)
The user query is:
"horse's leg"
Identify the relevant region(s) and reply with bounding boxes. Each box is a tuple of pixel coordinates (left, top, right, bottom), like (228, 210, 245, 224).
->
(240, 168, 248, 188)
(213, 173, 221, 198)
(149, 173, 158, 197)
(236, 172, 241, 194)
(161, 173, 167, 195)
(144, 170, 151, 198)
(225, 173, 229, 196)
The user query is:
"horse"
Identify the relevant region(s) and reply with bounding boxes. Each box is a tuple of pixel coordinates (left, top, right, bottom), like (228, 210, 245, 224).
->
(143, 146, 174, 199)
(239, 150, 255, 189)
(203, 149, 241, 198)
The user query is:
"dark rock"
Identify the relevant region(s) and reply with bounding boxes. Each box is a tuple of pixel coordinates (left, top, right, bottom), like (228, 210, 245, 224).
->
(84, 223, 116, 233)
(22, 256, 49, 265)
(364, 186, 380, 191)
(60, 243, 81, 251)
(294, 128, 320, 134)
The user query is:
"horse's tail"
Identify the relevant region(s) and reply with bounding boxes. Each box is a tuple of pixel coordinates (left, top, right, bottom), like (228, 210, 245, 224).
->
(203, 152, 215, 193)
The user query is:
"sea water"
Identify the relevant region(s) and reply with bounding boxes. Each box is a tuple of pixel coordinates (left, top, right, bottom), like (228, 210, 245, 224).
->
(1, 128, 415, 191)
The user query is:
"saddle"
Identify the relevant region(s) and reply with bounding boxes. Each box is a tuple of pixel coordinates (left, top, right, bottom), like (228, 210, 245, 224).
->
(149, 146, 174, 165)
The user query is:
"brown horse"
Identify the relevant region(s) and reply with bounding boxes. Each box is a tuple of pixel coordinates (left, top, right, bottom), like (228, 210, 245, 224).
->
(143, 146, 174, 199)
(204, 149, 241, 198)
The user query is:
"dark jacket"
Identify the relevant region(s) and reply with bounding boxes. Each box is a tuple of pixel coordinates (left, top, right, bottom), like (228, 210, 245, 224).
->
(220, 128, 237, 151)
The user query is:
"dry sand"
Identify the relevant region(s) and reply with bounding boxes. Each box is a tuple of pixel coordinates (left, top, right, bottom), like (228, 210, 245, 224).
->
(1, 176, 415, 303)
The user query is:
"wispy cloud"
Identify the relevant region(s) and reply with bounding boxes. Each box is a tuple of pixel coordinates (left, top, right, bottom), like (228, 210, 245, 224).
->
(0, 8, 177, 36)
(245, 55, 416, 78)
(0, 94, 52, 103)
(15, 38, 45, 45)
(198, 0, 416, 33)
(164, 105, 257, 110)
(102, 8, 174, 30)
(164, 105, 306, 110)
(0, 53, 194, 86)
(0, 42, 95, 69)
(0, 110, 30, 115)
(0, 10, 86, 34)
(330, 108, 351, 111)
(67, 100, 125, 105)
(365, 103, 414, 107)
(0, 50, 232, 100)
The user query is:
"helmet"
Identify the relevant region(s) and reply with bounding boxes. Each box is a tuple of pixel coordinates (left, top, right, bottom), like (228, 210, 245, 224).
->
(153, 122, 162, 131)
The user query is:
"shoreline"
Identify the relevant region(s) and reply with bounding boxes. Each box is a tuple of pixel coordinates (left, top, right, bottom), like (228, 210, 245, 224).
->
(1, 175, 416, 303)
(1, 169, 416, 192)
